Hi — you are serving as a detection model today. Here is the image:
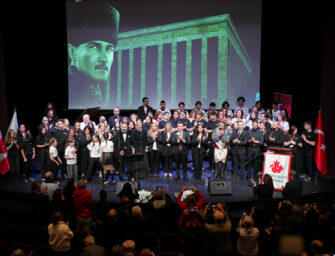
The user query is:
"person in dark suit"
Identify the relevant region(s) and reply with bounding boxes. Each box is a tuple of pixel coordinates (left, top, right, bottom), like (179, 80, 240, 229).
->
(191, 124, 208, 180)
(53, 119, 69, 179)
(114, 122, 133, 180)
(172, 122, 191, 181)
(108, 107, 123, 129)
(137, 97, 154, 121)
(247, 121, 264, 180)
(282, 170, 303, 205)
(81, 235, 105, 256)
(230, 121, 249, 179)
(131, 119, 150, 180)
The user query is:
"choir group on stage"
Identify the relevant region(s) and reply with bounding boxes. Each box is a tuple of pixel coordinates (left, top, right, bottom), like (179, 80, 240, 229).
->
(4, 96, 317, 184)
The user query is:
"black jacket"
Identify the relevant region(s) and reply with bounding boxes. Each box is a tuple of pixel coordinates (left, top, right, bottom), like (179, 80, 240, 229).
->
(137, 105, 154, 121)
(230, 129, 249, 152)
(191, 132, 208, 154)
(282, 179, 303, 205)
(131, 129, 148, 153)
(53, 129, 68, 153)
(147, 133, 162, 152)
(171, 130, 191, 154)
(157, 132, 173, 156)
(114, 130, 132, 156)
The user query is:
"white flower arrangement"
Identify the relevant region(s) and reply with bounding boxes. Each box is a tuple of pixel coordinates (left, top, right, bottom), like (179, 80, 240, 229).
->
(135, 189, 153, 204)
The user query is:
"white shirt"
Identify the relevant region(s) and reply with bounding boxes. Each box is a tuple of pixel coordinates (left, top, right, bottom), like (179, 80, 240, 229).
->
(157, 108, 171, 116)
(101, 140, 114, 153)
(80, 121, 96, 131)
(49, 146, 58, 158)
(272, 109, 281, 120)
(231, 118, 245, 125)
(65, 146, 77, 165)
(87, 142, 100, 158)
(279, 121, 289, 132)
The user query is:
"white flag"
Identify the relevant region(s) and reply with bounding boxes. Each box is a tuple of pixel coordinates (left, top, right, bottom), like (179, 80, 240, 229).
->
(5, 109, 19, 140)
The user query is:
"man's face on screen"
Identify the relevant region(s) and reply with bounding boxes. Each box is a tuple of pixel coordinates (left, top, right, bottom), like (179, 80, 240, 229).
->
(74, 41, 115, 81)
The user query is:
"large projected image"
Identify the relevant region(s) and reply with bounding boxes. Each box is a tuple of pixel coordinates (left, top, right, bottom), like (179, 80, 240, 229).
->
(66, 0, 262, 110)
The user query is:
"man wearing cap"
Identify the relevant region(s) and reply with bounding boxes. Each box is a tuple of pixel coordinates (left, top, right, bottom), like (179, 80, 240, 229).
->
(212, 121, 231, 179)
(66, 0, 119, 108)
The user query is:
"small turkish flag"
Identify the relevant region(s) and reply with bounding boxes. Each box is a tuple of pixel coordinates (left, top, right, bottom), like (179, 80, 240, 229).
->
(314, 111, 328, 175)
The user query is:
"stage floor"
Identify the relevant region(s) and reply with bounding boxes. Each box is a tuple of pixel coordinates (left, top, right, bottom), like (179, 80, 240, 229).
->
(1, 169, 334, 205)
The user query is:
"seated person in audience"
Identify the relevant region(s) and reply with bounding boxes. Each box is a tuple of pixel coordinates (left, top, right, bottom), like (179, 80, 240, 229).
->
(203, 203, 233, 256)
(122, 240, 136, 256)
(236, 215, 259, 256)
(148, 187, 173, 233)
(282, 170, 303, 205)
(95, 189, 111, 231)
(29, 181, 50, 227)
(103, 209, 123, 251)
(10, 249, 27, 256)
(126, 206, 149, 241)
(235, 96, 249, 118)
(139, 248, 155, 256)
(81, 235, 105, 256)
(41, 172, 60, 201)
(48, 211, 74, 254)
(111, 244, 125, 256)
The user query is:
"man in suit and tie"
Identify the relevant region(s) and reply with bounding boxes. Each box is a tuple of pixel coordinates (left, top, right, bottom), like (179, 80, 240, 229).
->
(230, 121, 249, 179)
(115, 122, 133, 180)
(137, 97, 154, 121)
(172, 122, 191, 181)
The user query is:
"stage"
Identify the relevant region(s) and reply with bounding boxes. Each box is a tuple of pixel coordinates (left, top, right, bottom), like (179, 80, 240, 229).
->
(1, 168, 334, 208)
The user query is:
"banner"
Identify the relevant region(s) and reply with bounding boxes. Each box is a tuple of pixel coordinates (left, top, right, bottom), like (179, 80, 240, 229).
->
(263, 153, 291, 190)
(273, 92, 292, 118)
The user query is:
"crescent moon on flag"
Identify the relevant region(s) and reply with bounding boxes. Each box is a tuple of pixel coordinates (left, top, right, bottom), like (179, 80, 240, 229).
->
(314, 129, 325, 136)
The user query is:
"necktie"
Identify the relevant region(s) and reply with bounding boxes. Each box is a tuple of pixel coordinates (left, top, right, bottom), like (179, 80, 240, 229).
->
(179, 132, 182, 150)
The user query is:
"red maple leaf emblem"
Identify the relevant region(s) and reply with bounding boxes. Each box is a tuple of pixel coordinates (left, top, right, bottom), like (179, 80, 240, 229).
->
(270, 160, 284, 173)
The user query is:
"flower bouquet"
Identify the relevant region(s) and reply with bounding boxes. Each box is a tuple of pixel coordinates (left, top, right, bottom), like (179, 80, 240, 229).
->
(135, 189, 153, 204)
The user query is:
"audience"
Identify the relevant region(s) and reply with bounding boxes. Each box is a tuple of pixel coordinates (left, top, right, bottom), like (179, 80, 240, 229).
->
(72, 179, 94, 233)
(48, 211, 74, 255)
(80, 235, 105, 256)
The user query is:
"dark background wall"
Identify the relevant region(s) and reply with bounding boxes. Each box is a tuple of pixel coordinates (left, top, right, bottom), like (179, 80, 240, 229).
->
(0, 0, 334, 176)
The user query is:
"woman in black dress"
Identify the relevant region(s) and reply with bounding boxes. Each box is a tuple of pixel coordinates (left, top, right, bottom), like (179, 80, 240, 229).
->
(5, 129, 21, 180)
(35, 127, 50, 178)
(191, 124, 208, 180)
(157, 122, 174, 178)
(79, 127, 93, 178)
(131, 119, 149, 180)
(284, 125, 303, 173)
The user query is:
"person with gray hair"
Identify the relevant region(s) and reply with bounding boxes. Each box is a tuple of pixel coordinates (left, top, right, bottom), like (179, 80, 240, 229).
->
(81, 234, 105, 256)
(236, 215, 259, 256)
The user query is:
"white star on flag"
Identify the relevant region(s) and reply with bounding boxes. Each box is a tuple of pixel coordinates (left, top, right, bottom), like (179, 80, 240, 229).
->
(320, 144, 326, 151)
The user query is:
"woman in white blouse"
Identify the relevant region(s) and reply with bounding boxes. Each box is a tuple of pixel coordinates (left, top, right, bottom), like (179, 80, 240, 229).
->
(231, 109, 245, 125)
(245, 111, 259, 130)
(85, 134, 101, 182)
(277, 113, 289, 132)
(100, 132, 114, 184)
(48, 138, 61, 178)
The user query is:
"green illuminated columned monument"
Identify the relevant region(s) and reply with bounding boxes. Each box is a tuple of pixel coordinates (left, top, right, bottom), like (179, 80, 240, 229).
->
(107, 14, 252, 108)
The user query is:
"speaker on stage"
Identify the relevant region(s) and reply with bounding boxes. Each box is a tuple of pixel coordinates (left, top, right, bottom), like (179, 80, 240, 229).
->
(208, 180, 232, 195)
(116, 181, 139, 195)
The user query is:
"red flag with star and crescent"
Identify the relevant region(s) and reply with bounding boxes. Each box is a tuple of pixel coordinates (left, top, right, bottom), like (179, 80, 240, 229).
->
(314, 111, 328, 175)
(0, 130, 10, 175)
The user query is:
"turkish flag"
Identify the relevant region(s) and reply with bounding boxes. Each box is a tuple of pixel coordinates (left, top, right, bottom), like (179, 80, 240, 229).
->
(314, 111, 328, 175)
(0, 130, 10, 175)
